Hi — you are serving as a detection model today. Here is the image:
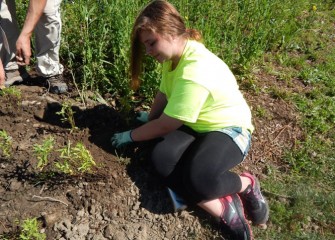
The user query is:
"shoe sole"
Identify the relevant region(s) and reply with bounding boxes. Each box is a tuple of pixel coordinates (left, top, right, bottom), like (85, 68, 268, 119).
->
(231, 194, 253, 240)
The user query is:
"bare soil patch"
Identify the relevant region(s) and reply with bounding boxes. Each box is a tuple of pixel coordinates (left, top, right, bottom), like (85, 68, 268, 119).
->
(0, 71, 304, 239)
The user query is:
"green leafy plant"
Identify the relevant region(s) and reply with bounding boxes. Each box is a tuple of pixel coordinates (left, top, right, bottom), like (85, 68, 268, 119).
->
(0, 130, 13, 158)
(56, 101, 77, 131)
(0, 86, 22, 99)
(0, 86, 22, 109)
(33, 137, 54, 170)
(19, 217, 46, 240)
(56, 141, 96, 174)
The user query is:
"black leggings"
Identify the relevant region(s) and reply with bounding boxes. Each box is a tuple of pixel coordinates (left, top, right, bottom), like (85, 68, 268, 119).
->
(151, 127, 244, 204)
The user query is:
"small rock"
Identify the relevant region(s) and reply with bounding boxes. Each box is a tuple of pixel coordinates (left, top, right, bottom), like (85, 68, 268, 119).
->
(41, 212, 63, 227)
(34, 107, 46, 120)
(77, 208, 85, 217)
(9, 179, 22, 191)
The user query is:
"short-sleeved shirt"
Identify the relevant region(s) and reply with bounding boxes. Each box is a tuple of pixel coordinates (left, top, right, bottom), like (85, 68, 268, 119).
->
(160, 40, 254, 133)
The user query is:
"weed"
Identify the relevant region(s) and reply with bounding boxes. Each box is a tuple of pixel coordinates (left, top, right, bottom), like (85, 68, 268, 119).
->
(33, 136, 54, 170)
(114, 150, 130, 166)
(73, 142, 96, 173)
(254, 105, 271, 120)
(19, 217, 46, 240)
(0, 130, 13, 158)
(268, 86, 290, 100)
(0, 87, 22, 109)
(56, 101, 78, 132)
(56, 141, 96, 174)
(55, 159, 73, 175)
(0, 86, 22, 99)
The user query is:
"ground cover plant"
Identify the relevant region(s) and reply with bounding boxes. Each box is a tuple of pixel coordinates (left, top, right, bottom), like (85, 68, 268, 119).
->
(1, 0, 334, 239)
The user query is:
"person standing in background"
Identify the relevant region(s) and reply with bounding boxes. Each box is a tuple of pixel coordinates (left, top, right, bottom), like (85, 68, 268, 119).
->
(0, 0, 67, 94)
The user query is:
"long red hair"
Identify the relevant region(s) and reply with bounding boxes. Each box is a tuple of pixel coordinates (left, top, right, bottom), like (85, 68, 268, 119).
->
(130, 0, 202, 90)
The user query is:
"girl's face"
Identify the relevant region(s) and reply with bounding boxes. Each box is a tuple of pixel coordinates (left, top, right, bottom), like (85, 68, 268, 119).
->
(139, 30, 176, 63)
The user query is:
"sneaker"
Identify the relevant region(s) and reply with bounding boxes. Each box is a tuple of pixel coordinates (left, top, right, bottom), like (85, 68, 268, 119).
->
(5, 67, 30, 87)
(219, 194, 252, 240)
(239, 172, 269, 225)
(45, 74, 68, 94)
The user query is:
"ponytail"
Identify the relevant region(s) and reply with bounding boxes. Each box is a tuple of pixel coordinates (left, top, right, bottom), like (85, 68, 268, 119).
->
(186, 28, 202, 42)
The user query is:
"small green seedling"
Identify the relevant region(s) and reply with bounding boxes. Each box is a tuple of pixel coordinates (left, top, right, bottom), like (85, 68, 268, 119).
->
(0, 86, 22, 99)
(0, 129, 13, 158)
(55, 159, 73, 175)
(19, 217, 46, 240)
(56, 101, 78, 131)
(56, 141, 96, 174)
(33, 136, 54, 170)
(114, 150, 131, 166)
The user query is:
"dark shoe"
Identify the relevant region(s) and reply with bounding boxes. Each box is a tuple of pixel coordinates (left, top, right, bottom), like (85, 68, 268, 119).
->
(45, 74, 68, 94)
(5, 67, 30, 87)
(219, 194, 252, 240)
(239, 172, 269, 225)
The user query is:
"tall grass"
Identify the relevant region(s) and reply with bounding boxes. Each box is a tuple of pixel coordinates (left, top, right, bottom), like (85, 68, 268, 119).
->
(60, 0, 321, 98)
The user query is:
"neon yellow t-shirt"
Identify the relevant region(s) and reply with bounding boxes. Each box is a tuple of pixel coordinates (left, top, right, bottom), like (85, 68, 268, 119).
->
(160, 40, 254, 133)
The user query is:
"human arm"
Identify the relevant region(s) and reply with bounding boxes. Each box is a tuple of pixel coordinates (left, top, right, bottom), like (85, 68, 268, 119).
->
(16, 0, 47, 65)
(111, 113, 183, 147)
(136, 91, 167, 123)
(147, 91, 168, 121)
(131, 113, 183, 141)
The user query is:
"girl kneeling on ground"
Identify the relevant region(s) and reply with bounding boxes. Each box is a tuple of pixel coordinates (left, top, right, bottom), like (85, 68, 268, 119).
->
(111, 1, 269, 239)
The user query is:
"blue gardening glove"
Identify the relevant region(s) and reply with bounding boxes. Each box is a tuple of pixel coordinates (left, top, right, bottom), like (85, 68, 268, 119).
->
(111, 130, 133, 148)
(136, 111, 149, 123)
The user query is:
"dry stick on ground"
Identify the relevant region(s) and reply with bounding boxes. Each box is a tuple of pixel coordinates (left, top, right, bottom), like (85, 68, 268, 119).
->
(0, 220, 8, 232)
(29, 195, 68, 207)
(260, 124, 290, 161)
(272, 124, 290, 142)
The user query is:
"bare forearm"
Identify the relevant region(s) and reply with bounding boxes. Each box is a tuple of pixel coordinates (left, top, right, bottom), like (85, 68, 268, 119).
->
(131, 114, 183, 141)
(16, 0, 47, 65)
(148, 91, 167, 121)
(21, 0, 47, 37)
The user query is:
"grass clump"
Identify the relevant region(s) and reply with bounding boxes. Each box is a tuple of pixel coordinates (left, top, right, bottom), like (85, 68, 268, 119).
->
(0, 130, 13, 158)
(56, 101, 78, 132)
(56, 141, 96, 175)
(19, 218, 46, 240)
(33, 136, 55, 170)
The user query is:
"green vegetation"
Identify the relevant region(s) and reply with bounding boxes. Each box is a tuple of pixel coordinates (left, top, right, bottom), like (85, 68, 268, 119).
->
(0, 129, 13, 158)
(19, 218, 46, 240)
(15, 0, 335, 239)
(33, 137, 96, 175)
(0, 86, 22, 109)
(33, 136, 55, 170)
(56, 141, 96, 174)
(56, 101, 78, 132)
(0, 86, 22, 99)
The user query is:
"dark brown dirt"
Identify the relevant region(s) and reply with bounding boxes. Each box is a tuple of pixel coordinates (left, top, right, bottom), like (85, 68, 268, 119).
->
(0, 70, 304, 239)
